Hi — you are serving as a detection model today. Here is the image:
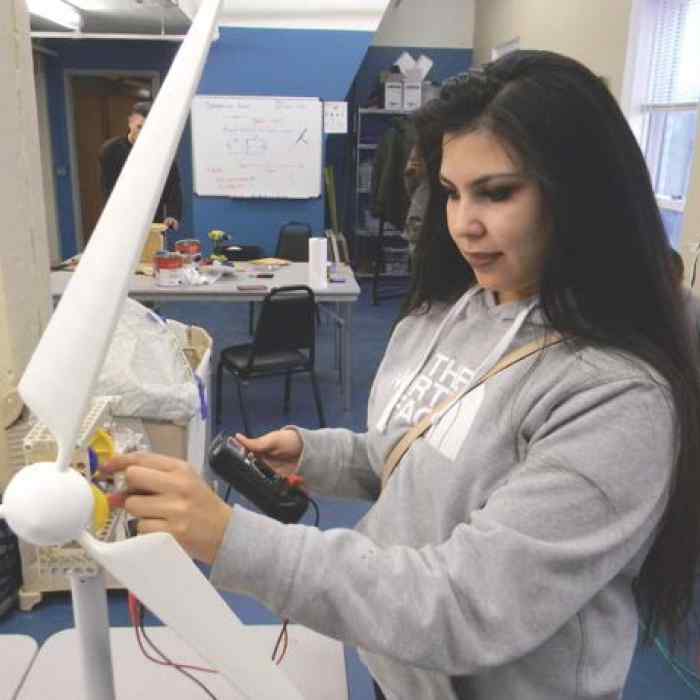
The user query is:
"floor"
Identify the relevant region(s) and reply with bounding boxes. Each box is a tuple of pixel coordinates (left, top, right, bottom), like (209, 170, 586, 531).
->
(2, 280, 700, 698)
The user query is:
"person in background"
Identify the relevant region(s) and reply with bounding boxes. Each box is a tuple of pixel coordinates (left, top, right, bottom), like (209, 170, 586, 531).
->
(103, 52, 700, 700)
(99, 101, 182, 231)
(669, 248, 700, 351)
(403, 144, 430, 256)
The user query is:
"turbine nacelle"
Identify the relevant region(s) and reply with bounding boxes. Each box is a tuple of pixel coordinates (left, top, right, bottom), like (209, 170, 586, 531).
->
(1, 462, 94, 547)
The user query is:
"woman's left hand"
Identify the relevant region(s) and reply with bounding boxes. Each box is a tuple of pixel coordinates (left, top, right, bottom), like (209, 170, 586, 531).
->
(101, 452, 233, 565)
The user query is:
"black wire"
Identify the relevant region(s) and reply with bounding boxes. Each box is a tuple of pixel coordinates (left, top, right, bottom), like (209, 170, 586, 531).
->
(139, 617, 219, 700)
(224, 484, 232, 503)
(308, 496, 320, 526)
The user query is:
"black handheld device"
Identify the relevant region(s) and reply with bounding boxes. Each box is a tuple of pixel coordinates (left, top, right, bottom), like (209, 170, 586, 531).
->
(208, 432, 309, 524)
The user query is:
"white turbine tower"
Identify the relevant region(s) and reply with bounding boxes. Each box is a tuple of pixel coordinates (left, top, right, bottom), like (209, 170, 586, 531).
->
(0, 1, 302, 698)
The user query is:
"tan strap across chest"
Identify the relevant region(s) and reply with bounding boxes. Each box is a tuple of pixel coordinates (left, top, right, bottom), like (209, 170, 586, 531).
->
(380, 334, 564, 489)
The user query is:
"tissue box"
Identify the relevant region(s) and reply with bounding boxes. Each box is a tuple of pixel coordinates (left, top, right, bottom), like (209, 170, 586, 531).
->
(384, 81, 404, 110)
(403, 81, 423, 111)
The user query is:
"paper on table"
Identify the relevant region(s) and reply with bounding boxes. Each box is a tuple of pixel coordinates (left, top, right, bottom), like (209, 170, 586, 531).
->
(250, 258, 290, 266)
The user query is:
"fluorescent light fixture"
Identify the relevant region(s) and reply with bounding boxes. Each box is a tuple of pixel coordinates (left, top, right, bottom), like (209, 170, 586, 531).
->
(27, 0, 83, 30)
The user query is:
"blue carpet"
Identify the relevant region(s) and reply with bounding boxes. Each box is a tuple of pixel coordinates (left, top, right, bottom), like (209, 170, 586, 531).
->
(3, 280, 700, 698)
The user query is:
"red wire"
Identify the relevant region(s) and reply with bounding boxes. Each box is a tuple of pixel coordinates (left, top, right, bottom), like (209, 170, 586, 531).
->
(128, 593, 217, 674)
(129, 592, 291, 668)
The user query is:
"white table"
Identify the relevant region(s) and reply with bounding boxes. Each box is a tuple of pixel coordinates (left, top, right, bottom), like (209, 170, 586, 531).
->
(51, 263, 360, 411)
(0, 635, 38, 700)
(17, 625, 347, 699)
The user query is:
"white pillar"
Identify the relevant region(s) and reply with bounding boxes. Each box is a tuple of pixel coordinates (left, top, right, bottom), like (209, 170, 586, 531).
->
(69, 571, 117, 700)
(0, 0, 51, 488)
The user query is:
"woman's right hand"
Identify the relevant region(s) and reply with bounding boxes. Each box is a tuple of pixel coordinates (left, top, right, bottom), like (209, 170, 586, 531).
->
(235, 429, 303, 478)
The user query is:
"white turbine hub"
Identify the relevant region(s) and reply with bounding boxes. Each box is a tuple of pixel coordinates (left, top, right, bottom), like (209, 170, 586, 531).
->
(2, 462, 93, 546)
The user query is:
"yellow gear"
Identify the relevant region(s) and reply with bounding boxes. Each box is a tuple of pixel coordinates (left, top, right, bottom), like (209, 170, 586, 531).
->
(91, 484, 111, 533)
(90, 429, 115, 465)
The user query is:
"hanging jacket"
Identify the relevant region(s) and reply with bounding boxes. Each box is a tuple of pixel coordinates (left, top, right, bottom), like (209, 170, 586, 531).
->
(370, 118, 416, 229)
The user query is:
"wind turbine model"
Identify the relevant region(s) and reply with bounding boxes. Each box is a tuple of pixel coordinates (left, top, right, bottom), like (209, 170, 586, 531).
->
(0, 1, 303, 698)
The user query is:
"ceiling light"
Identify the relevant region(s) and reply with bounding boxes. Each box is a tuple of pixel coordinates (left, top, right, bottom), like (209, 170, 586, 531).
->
(27, 0, 83, 31)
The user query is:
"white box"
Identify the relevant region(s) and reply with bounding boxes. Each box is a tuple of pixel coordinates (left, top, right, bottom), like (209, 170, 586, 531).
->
(384, 81, 403, 110)
(403, 81, 422, 110)
(141, 324, 212, 471)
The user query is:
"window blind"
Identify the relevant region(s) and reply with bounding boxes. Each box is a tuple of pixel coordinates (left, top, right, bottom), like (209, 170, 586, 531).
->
(648, 0, 700, 105)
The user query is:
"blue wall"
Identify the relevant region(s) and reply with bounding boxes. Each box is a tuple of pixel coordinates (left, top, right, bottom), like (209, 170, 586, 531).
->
(45, 28, 372, 258)
(193, 27, 371, 255)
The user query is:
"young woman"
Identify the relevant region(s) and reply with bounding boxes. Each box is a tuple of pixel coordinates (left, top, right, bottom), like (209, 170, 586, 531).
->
(105, 51, 700, 699)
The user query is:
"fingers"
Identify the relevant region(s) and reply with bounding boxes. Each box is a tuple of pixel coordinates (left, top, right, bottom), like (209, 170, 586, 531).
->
(136, 518, 170, 536)
(124, 465, 183, 496)
(124, 494, 173, 520)
(235, 432, 273, 453)
(102, 451, 188, 475)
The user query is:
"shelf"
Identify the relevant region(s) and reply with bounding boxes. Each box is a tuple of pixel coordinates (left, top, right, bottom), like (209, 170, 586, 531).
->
(356, 271, 410, 279)
(358, 144, 378, 150)
(359, 108, 412, 116)
(354, 228, 405, 238)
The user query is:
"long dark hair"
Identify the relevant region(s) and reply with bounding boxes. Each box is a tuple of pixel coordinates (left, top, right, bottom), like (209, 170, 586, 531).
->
(406, 50, 700, 646)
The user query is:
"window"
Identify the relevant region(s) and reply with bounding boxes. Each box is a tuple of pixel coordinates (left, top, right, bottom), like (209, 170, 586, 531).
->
(625, 0, 700, 246)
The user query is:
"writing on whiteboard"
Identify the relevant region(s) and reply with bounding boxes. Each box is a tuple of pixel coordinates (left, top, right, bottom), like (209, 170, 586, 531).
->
(192, 95, 323, 198)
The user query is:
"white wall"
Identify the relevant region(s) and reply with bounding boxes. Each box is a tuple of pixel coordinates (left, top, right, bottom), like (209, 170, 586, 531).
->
(1, 0, 51, 485)
(373, 0, 475, 48)
(473, 0, 633, 101)
(473, 0, 699, 282)
(217, 0, 389, 31)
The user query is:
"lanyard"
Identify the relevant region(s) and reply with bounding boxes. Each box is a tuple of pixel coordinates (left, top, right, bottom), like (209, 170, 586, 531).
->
(376, 288, 537, 433)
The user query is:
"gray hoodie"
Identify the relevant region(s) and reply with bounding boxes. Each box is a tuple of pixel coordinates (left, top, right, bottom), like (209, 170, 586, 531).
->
(211, 287, 675, 699)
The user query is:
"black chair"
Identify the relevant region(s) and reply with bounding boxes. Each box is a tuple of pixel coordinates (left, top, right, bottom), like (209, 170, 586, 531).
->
(274, 221, 324, 326)
(215, 285, 326, 434)
(213, 243, 265, 335)
(274, 221, 312, 261)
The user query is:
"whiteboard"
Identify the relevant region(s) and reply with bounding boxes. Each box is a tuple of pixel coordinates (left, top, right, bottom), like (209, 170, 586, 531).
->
(191, 95, 323, 199)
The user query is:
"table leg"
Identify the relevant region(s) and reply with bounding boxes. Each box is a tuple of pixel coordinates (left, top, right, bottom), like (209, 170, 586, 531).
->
(340, 303, 352, 411)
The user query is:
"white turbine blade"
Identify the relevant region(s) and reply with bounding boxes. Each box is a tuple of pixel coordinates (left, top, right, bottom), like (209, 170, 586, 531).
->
(17, 0, 222, 471)
(80, 533, 304, 700)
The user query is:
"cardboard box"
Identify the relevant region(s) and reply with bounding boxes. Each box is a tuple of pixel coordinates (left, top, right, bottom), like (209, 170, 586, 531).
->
(393, 51, 434, 110)
(384, 81, 403, 110)
(141, 223, 166, 263)
(403, 81, 423, 111)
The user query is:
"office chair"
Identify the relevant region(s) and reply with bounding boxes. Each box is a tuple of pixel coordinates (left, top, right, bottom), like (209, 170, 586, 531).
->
(215, 285, 326, 434)
(212, 243, 265, 335)
(274, 221, 324, 328)
(274, 221, 313, 261)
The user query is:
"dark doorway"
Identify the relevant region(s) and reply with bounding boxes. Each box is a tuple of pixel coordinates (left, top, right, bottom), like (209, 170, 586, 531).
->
(70, 74, 157, 246)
